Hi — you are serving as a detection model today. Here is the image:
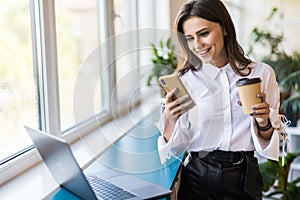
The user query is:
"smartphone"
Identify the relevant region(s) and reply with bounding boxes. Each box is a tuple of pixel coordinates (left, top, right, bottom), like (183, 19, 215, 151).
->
(159, 73, 189, 99)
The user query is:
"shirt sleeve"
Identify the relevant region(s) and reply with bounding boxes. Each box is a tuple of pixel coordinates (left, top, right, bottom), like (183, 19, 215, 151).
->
(156, 108, 194, 164)
(250, 65, 280, 161)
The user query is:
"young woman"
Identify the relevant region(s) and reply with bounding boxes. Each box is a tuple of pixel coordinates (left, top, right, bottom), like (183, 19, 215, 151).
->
(156, 0, 282, 199)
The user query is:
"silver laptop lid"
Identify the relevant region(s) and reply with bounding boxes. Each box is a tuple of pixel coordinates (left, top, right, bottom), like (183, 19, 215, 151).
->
(25, 126, 97, 200)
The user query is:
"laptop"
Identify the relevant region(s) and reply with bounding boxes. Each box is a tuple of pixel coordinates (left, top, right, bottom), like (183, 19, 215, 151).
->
(24, 126, 172, 200)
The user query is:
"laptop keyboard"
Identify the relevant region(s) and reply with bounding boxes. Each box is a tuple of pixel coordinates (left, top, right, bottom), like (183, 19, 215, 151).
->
(87, 175, 137, 200)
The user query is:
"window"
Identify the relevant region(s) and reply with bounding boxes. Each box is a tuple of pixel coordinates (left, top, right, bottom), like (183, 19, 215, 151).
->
(0, 0, 38, 163)
(113, 0, 139, 105)
(113, 0, 171, 107)
(0, 0, 172, 185)
(0, 0, 111, 165)
(55, 0, 104, 131)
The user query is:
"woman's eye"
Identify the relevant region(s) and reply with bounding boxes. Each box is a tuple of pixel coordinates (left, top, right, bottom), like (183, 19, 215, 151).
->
(199, 31, 209, 37)
(185, 37, 193, 42)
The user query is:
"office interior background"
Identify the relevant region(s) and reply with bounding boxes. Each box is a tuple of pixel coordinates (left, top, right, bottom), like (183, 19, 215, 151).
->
(1, 0, 300, 199)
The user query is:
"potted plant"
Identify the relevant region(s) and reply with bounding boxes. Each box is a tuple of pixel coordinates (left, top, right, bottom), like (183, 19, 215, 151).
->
(248, 7, 300, 126)
(279, 54, 300, 126)
(259, 151, 300, 200)
(147, 37, 178, 87)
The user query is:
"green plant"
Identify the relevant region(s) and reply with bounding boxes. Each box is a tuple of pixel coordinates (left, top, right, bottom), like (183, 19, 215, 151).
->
(248, 7, 300, 124)
(147, 37, 178, 86)
(247, 8, 284, 61)
(259, 151, 300, 200)
(280, 53, 300, 115)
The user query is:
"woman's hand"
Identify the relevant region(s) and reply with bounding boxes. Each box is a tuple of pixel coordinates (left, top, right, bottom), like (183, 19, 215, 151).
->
(251, 93, 270, 126)
(163, 88, 195, 142)
(165, 88, 195, 121)
(251, 93, 273, 140)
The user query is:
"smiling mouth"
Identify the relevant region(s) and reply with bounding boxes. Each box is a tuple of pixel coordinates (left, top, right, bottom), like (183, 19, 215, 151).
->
(197, 48, 210, 56)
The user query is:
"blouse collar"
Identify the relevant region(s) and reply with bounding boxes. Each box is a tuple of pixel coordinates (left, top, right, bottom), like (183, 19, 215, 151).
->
(201, 62, 233, 80)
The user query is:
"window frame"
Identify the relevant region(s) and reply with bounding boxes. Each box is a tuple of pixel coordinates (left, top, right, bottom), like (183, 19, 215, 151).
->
(0, 0, 116, 185)
(0, 0, 170, 187)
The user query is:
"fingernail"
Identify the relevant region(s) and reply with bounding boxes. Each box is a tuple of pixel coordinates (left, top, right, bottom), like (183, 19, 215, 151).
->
(256, 94, 260, 98)
(174, 88, 178, 92)
(185, 95, 190, 99)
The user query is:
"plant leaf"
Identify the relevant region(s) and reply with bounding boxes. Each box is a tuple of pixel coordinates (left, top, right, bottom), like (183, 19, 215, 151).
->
(280, 71, 300, 91)
(147, 37, 178, 86)
(160, 39, 163, 49)
(259, 160, 278, 191)
(166, 37, 171, 49)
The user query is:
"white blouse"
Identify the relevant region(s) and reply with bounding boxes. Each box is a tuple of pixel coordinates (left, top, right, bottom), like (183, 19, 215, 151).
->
(156, 62, 281, 164)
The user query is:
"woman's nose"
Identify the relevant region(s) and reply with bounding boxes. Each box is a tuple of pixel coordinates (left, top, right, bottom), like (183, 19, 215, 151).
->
(194, 37, 203, 50)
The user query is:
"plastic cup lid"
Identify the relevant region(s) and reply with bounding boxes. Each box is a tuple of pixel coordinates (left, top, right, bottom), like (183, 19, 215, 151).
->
(236, 77, 261, 87)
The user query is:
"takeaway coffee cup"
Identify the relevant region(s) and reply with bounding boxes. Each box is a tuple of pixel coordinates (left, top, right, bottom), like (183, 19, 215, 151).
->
(236, 77, 262, 114)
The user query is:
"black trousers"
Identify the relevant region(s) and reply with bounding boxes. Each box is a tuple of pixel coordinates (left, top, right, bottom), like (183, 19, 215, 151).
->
(178, 150, 263, 200)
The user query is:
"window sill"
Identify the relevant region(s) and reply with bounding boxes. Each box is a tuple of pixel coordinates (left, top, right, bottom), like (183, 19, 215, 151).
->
(0, 90, 162, 200)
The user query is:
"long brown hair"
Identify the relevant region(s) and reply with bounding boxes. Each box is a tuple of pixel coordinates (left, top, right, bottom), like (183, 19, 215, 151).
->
(175, 0, 251, 76)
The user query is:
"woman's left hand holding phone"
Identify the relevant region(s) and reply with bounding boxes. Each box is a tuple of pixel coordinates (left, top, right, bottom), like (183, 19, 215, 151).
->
(163, 88, 195, 142)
